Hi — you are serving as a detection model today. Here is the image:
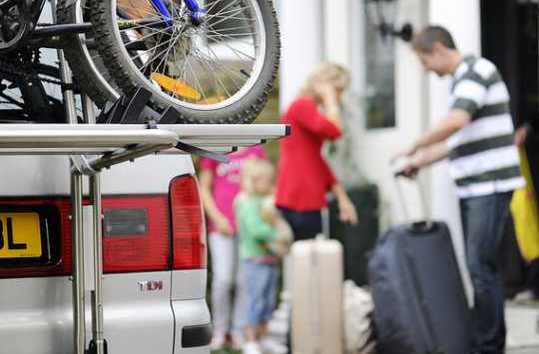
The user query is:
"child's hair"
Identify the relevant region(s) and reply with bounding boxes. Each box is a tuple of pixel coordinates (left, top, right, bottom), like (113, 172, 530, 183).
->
(240, 158, 275, 196)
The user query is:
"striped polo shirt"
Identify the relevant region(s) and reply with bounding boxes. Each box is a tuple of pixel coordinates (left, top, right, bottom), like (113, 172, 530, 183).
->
(447, 56, 524, 199)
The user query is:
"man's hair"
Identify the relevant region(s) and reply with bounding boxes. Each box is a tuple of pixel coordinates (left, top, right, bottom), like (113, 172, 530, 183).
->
(412, 25, 457, 52)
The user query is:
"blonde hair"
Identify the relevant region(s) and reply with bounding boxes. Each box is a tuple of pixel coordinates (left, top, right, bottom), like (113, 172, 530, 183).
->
(300, 62, 351, 97)
(240, 158, 275, 196)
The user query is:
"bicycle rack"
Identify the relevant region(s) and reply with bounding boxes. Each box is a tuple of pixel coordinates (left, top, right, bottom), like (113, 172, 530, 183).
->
(0, 2, 290, 353)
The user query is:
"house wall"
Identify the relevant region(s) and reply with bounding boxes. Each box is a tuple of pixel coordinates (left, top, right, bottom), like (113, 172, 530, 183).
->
(279, 0, 324, 110)
(278, 1, 481, 301)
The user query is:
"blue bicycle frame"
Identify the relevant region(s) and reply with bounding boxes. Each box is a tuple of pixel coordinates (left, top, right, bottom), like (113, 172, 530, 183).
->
(150, 0, 207, 25)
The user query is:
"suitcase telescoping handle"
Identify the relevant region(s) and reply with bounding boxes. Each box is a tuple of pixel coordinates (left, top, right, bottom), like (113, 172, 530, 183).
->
(393, 171, 434, 232)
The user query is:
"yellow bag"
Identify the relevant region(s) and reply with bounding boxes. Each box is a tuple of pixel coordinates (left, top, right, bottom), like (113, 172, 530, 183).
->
(511, 147, 539, 262)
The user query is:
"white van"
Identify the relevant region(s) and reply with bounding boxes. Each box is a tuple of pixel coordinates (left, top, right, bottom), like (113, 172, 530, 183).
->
(0, 154, 211, 354)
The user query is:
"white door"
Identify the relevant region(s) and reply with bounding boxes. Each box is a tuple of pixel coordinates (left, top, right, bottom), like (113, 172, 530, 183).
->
(345, 0, 431, 230)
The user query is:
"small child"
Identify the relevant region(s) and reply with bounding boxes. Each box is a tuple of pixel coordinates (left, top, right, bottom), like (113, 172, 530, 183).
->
(235, 158, 287, 354)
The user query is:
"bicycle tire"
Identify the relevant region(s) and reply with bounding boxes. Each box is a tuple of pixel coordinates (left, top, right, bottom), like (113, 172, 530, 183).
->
(0, 63, 68, 123)
(89, 0, 280, 124)
(57, 0, 119, 107)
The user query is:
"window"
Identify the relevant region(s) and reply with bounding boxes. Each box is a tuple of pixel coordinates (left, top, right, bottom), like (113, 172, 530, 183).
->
(364, 7, 396, 130)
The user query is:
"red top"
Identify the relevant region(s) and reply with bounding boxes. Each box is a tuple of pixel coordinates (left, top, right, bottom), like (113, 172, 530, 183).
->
(276, 96, 342, 211)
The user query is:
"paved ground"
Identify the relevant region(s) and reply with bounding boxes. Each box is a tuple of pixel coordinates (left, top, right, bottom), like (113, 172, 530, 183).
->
(507, 348, 539, 354)
(213, 347, 539, 354)
(211, 301, 539, 354)
(211, 349, 240, 354)
(213, 346, 539, 353)
(506, 301, 539, 352)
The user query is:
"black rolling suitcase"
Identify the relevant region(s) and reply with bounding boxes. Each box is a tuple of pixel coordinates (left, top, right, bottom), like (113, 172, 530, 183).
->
(368, 173, 472, 354)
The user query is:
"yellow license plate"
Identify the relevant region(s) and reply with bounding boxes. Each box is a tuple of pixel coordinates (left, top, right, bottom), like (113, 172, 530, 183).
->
(0, 213, 42, 259)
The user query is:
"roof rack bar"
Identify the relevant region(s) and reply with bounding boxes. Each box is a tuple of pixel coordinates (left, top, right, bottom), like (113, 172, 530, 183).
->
(0, 129, 178, 148)
(87, 143, 174, 172)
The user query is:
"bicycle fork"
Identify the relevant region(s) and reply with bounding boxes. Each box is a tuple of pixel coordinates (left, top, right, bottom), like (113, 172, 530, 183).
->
(150, 0, 207, 26)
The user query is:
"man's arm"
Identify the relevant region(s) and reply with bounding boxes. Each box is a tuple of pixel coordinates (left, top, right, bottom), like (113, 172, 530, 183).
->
(415, 109, 471, 149)
(402, 141, 449, 179)
(393, 109, 471, 160)
(416, 141, 449, 167)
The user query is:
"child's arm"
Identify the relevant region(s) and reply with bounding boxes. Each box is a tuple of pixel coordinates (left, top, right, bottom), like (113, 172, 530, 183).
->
(236, 199, 276, 241)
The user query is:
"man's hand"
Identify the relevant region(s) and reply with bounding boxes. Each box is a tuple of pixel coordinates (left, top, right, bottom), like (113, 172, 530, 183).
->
(391, 143, 418, 164)
(391, 109, 470, 164)
(515, 125, 530, 147)
(400, 161, 422, 180)
(215, 215, 234, 236)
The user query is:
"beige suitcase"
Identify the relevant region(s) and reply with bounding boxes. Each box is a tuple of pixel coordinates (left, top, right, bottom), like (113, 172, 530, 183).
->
(291, 235, 344, 354)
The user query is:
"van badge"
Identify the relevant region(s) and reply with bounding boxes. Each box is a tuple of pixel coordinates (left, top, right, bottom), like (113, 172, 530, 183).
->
(137, 280, 164, 292)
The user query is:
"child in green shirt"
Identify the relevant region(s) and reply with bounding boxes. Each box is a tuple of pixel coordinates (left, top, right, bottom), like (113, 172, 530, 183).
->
(235, 158, 287, 354)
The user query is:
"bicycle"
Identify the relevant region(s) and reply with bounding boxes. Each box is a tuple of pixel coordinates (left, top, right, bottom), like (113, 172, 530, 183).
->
(0, 0, 280, 124)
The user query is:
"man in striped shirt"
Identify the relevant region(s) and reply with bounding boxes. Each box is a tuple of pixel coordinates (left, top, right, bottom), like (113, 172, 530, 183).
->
(393, 26, 524, 354)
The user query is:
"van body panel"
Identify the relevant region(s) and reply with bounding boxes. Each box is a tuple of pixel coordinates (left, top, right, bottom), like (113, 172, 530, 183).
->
(172, 299, 211, 354)
(101, 272, 174, 354)
(0, 154, 210, 354)
(171, 270, 207, 301)
(0, 277, 72, 354)
(0, 272, 181, 354)
(0, 156, 70, 196)
(100, 155, 195, 195)
(0, 155, 194, 196)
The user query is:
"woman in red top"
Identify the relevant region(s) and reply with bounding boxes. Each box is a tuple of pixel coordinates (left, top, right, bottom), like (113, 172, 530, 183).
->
(276, 62, 358, 241)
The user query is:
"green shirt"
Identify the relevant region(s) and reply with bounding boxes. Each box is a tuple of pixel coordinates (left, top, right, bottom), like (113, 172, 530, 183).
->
(235, 194, 276, 260)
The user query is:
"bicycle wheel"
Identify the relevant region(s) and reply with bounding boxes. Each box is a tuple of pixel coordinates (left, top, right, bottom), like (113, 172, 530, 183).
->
(0, 62, 68, 123)
(57, 0, 120, 107)
(90, 0, 280, 124)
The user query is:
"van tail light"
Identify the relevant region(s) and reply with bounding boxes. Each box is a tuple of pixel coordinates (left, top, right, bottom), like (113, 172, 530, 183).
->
(102, 196, 169, 273)
(169, 175, 207, 270)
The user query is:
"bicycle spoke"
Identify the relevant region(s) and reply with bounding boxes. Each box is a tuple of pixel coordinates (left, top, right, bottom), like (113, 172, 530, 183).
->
(118, 18, 169, 33)
(205, 30, 255, 46)
(156, 33, 181, 78)
(122, 26, 170, 48)
(129, 35, 177, 63)
(207, 5, 251, 19)
(192, 47, 234, 91)
(108, 0, 265, 109)
(182, 49, 209, 102)
(206, 33, 256, 61)
(208, 0, 243, 18)
(208, 8, 252, 29)
(207, 24, 254, 33)
(197, 45, 248, 85)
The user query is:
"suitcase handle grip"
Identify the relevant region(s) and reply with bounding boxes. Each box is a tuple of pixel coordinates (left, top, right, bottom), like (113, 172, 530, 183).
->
(393, 170, 431, 227)
(394, 170, 407, 178)
(408, 221, 436, 234)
